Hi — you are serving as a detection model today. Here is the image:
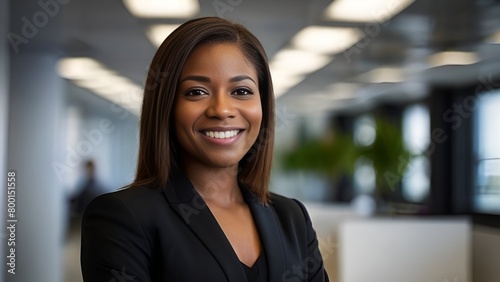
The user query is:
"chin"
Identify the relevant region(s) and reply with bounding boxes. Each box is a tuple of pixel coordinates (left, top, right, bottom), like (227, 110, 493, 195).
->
(208, 159, 241, 169)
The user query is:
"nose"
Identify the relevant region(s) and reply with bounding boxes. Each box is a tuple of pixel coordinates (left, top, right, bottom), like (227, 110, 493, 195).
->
(206, 93, 236, 119)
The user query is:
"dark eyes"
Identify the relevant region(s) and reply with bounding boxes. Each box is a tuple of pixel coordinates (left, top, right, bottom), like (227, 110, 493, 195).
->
(185, 89, 207, 96)
(232, 88, 253, 96)
(184, 88, 254, 96)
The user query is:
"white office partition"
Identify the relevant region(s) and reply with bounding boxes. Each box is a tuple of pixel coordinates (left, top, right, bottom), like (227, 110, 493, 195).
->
(339, 218, 470, 282)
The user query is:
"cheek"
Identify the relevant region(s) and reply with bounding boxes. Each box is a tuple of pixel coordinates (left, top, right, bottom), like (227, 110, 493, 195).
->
(174, 102, 197, 131)
(255, 98, 264, 128)
(247, 102, 263, 137)
(173, 104, 194, 147)
(255, 108, 263, 130)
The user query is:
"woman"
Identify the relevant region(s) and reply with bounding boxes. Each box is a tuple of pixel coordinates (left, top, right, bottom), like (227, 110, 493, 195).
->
(81, 17, 329, 282)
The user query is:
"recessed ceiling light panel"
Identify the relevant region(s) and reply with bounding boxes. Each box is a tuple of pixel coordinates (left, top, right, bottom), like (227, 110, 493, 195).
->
(291, 26, 361, 55)
(427, 51, 479, 67)
(324, 0, 415, 23)
(123, 0, 199, 18)
(146, 24, 181, 46)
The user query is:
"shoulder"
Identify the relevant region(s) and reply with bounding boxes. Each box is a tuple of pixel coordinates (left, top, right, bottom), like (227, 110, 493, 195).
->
(268, 192, 313, 233)
(89, 185, 164, 208)
(83, 186, 167, 229)
(81, 187, 167, 281)
(82, 186, 168, 256)
(269, 192, 309, 218)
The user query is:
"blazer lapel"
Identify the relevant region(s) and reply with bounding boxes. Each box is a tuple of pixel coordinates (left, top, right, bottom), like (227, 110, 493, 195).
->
(162, 171, 246, 282)
(242, 188, 287, 282)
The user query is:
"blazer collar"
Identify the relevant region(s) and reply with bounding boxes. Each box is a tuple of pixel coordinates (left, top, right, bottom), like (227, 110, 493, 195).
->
(242, 188, 288, 281)
(162, 170, 286, 282)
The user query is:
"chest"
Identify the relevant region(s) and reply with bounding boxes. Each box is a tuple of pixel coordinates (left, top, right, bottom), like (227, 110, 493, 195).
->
(145, 201, 307, 281)
(209, 204, 262, 267)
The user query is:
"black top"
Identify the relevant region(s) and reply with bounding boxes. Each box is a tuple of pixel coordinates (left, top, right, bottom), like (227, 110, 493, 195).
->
(241, 252, 268, 282)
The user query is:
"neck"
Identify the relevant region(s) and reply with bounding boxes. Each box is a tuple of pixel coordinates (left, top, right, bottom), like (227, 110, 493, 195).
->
(181, 161, 243, 206)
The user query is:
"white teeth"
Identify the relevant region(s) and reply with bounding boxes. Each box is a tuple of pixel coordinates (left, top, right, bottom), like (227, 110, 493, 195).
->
(204, 130, 239, 139)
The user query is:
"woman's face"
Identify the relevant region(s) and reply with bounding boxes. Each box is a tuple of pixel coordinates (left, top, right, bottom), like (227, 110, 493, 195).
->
(174, 43, 262, 170)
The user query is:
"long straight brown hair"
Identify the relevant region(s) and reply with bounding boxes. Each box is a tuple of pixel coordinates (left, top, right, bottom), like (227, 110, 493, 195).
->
(130, 17, 275, 204)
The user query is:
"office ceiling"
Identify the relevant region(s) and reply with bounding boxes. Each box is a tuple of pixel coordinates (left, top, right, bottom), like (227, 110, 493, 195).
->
(11, 0, 500, 115)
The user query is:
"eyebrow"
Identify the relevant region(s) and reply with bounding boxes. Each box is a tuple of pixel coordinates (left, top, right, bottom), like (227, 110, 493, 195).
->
(179, 75, 210, 84)
(179, 75, 256, 85)
(229, 75, 256, 84)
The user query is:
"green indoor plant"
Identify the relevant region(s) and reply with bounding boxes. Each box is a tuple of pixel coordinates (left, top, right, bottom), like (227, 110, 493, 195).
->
(281, 117, 412, 203)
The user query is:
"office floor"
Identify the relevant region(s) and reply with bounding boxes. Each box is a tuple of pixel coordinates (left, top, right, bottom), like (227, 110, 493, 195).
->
(64, 218, 84, 282)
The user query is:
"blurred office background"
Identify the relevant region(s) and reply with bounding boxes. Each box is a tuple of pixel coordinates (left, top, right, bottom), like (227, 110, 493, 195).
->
(2, 0, 500, 281)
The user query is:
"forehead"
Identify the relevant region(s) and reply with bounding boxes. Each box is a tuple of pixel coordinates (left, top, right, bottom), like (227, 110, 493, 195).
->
(180, 43, 258, 79)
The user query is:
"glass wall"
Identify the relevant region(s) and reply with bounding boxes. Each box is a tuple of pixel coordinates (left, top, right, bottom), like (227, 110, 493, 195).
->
(475, 89, 500, 214)
(402, 104, 430, 203)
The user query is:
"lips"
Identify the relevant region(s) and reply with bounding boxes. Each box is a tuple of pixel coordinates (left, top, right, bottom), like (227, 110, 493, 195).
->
(203, 130, 240, 139)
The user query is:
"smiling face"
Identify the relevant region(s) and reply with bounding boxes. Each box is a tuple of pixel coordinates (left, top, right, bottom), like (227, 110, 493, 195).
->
(174, 43, 263, 170)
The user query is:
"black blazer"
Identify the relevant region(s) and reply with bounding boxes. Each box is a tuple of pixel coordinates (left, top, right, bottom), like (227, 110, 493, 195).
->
(81, 171, 329, 282)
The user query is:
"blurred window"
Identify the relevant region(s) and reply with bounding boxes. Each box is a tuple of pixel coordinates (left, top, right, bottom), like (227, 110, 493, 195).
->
(354, 114, 376, 147)
(353, 115, 376, 194)
(354, 156, 376, 194)
(402, 104, 430, 203)
(474, 89, 500, 214)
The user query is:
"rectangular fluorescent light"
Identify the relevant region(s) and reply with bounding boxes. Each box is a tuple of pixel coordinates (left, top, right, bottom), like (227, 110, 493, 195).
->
(324, 0, 415, 22)
(123, 0, 199, 18)
(359, 67, 404, 83)
(270, 48, 331, 75)
(57, 57, 108, 80)
(147, 24, 181, 47)
(291, 26, 361, 55)
(270, 70, 305, 98)
(269, 25, 359, 97)
(427, 51, 479, 68)
(58, 57, 142, 115)
(269, 48, 331, 97)
(326, 83, 360, 99)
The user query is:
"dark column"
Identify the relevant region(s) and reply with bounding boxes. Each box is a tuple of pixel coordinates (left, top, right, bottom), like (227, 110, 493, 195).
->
(428, 85, 475, 214)
(428, 87, 454, 214)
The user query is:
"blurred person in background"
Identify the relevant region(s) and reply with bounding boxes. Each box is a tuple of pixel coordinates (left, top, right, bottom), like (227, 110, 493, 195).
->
(70, 159, 105, 216)
(80, 17, 328, 282)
